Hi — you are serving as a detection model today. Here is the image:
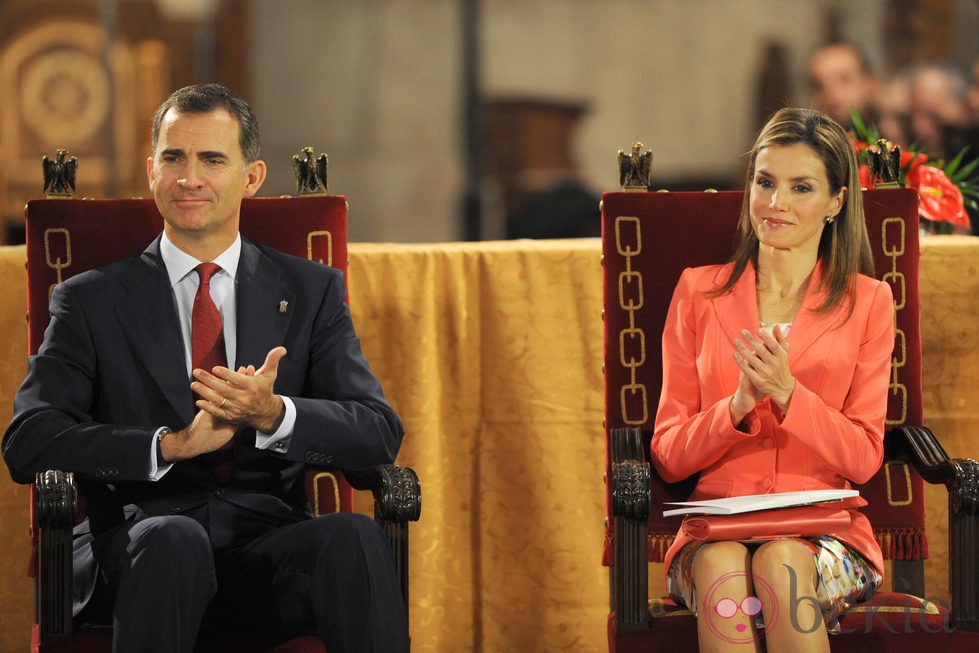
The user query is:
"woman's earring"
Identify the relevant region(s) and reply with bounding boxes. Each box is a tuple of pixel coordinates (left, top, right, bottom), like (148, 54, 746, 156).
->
(826, 215, 836, 224)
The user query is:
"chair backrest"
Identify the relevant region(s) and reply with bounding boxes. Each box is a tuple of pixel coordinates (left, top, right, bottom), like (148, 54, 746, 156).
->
(601, 188, 926, 563)
(24, 195, 354, 515)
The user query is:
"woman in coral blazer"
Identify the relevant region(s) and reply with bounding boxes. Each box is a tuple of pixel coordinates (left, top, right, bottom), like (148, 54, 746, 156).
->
(651, 108, 894, 652)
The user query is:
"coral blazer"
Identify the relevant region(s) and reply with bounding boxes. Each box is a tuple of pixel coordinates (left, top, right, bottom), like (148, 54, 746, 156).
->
(651, 261, 894, 575)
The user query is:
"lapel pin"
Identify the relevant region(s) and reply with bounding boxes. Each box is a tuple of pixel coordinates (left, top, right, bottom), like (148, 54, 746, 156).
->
(279, 300, 289, 314)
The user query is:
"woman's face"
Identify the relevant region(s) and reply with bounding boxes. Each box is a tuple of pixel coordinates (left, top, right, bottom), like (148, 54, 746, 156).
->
(749, 143, 845, 257)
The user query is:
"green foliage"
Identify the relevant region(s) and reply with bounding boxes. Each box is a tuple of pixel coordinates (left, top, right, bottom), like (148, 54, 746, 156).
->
(849, 107, 979, 211)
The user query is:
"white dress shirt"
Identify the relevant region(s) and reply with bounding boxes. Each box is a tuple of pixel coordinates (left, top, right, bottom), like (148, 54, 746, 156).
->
(149, 233, 296, 479)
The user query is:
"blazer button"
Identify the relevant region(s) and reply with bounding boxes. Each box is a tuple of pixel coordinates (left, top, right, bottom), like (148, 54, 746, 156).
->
(323, 455, 334, 465)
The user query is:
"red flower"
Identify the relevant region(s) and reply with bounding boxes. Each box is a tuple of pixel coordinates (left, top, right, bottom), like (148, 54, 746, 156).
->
(858, 165, 872, 190)
(913, 165, 969, 228)
(902, 151, 927, 181)
(848, 110, 977, 231)
(849, 133, 869, 156)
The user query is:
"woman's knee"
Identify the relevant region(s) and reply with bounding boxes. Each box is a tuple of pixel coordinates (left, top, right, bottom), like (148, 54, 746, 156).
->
(751, 539, 817, 598)
(692, 541, 752, 578)
(688, 542, 755, 622)
(752, 540, 814, 580)
(690, 541, 754, 600)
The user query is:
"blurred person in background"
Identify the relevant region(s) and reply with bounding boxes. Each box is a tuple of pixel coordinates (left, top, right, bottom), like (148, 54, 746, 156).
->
(809, 41, 878, 129)
(874, 73, 912, 147)
(967, 56, 979, 125)
(951, 57, 979, 235)
(908, 61, 968, 159)
(909, 61, 977, 235)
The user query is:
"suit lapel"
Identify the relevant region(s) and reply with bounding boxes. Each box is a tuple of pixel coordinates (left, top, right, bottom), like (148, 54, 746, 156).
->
(114, 238, 296, 422)
(711, 263, 760, 346)
(116, 238, 195, 423)
(709, 261, 847, 369)
(784, 264, 850, 367)
(234, 240, 295, 369)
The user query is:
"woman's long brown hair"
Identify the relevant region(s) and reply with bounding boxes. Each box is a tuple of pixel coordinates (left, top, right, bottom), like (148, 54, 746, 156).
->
(712, 107, 874, 315)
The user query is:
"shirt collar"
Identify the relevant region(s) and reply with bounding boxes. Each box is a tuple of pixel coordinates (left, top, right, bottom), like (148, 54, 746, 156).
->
(160, 232, 242, 287)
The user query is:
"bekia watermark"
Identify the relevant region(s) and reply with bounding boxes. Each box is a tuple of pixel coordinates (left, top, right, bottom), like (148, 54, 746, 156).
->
(701, 571, 777, 644)
(700, 565, 951, 643)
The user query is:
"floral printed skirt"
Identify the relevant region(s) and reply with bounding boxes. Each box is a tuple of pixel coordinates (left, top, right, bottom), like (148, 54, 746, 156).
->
(667, 536, 882, 634)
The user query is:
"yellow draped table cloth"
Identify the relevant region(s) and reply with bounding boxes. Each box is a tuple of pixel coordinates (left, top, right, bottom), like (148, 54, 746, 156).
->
(0, 236, 977, 652)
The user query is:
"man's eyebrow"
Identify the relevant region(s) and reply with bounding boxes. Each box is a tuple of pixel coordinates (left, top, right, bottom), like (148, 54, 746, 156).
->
(197, 151, 228, 160)
(159, 148, 184, 158)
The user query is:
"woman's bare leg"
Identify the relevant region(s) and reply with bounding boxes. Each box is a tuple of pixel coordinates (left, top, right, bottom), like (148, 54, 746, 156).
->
(751, 539, 829, 653)
(691, 541, 762, 653)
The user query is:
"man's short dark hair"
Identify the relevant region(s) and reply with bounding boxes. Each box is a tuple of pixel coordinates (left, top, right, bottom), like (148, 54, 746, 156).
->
(151, 83, 261, 162)
(813, 40, 875, 76)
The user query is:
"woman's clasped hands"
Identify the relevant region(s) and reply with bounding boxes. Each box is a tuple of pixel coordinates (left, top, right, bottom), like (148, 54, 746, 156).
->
(730, 324, 796, 424)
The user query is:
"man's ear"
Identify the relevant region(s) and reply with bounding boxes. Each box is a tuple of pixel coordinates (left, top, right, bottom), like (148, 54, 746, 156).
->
(243, 160, 267, 198)
(146, 156, 156, 192)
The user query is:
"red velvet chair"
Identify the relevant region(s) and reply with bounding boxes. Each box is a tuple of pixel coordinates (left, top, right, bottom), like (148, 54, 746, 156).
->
(24, 196, 421, 652)
(601, 188, 979, 651)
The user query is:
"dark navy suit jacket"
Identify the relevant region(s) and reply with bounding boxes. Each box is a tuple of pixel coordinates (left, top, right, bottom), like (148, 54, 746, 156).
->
(2, 235, 404, 614)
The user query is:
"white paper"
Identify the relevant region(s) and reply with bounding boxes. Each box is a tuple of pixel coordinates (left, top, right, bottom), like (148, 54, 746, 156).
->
(662, 489, 859, 517)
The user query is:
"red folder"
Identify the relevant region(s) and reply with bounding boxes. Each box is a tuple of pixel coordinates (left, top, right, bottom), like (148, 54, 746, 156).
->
(681, 506, 852, 541)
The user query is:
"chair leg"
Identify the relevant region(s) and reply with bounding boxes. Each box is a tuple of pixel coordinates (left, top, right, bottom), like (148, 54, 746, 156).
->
(379, 519, 410, 615)
(34, 470, 76, 645)
(612, 513, 649, 630)
(609, 427, 651, 631)
(949, 459, 979, 632)
(891, 559, 925, 597)
(894, 425, 979, 632)
(346, 464, 421, 618)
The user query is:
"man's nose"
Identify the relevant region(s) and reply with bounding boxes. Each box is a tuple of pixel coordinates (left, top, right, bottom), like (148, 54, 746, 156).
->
(177, 163, 204, 188)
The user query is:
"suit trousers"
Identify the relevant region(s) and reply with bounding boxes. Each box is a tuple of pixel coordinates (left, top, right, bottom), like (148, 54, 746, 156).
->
(89, 498, 409, 653)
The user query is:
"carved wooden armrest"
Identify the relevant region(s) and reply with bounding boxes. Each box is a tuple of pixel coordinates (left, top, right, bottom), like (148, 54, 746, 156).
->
(345, 464, 421, 614)
(345, 463, 422, 523)
(608, 427, 651, 630)
(610, 426, 651, 518)
(33, 469, 76, 644)
(892, 425, 979, 632)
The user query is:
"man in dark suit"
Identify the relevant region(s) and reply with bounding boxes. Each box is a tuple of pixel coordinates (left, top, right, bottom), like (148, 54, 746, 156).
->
(2, 84, 409, 652)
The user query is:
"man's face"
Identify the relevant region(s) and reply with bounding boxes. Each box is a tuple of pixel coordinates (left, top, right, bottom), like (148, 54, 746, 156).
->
(909, 68, 968, 154)
(809, 45, 874, 125)
(965, 60, 979, 122)
(147, 108, 265, 247)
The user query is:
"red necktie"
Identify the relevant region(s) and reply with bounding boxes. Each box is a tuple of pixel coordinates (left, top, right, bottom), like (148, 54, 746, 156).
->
(192, 263, 232, 481)
(192, 262, 226, 374)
